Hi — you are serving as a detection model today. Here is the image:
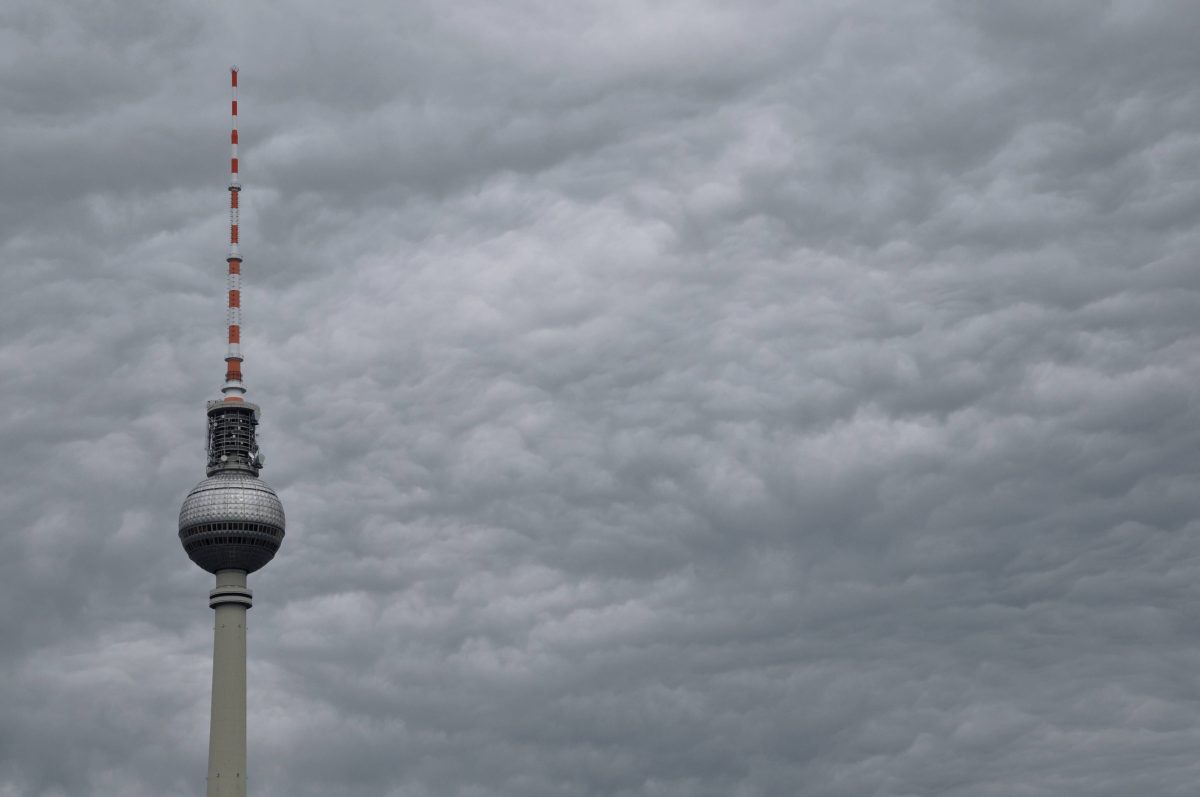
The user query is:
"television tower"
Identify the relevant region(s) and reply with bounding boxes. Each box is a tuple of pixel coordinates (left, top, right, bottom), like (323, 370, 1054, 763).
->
(178, 67, 285, 797)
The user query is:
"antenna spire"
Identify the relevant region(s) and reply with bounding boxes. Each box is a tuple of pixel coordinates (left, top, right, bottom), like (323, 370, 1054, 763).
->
(222, 65, 246, 401)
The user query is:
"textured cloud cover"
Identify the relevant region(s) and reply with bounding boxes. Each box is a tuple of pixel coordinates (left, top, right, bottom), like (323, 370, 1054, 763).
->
(3, 1, 1200, 795)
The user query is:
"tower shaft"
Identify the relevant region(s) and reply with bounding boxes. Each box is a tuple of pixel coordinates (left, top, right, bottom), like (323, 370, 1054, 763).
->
(207, 570, 252, 797)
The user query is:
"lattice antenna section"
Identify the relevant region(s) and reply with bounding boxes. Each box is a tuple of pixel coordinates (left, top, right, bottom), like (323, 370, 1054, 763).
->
(206, 400, 262, 475)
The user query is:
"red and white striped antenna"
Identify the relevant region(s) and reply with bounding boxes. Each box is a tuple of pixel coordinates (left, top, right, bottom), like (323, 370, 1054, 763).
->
(222, 65, 245, 401)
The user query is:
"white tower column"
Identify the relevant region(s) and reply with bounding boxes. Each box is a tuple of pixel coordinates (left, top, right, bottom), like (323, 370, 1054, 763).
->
(207, 569, 253, 797)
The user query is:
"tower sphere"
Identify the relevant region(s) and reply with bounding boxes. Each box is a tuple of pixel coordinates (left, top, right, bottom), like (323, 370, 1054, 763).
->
(179, 472, 285, 574)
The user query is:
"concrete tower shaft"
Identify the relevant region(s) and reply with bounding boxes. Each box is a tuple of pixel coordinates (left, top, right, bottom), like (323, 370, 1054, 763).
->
(207, 570, 251, 797)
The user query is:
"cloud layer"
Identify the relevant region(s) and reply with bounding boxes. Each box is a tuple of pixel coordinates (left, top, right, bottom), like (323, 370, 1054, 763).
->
(3, 1, 1200, 795)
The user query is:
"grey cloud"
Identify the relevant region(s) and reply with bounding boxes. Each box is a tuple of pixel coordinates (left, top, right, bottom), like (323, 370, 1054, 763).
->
(3, 1, 1200, 796)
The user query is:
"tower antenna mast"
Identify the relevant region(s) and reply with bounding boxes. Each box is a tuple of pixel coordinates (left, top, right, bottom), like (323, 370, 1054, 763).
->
(224, 65, 244, 400)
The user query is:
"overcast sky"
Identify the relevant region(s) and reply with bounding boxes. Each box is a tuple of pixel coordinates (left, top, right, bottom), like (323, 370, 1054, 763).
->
(3, 1, 1200, 795)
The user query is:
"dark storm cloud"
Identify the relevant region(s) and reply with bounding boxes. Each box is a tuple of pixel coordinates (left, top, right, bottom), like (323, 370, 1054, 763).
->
(4, 1, 1200, 795)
